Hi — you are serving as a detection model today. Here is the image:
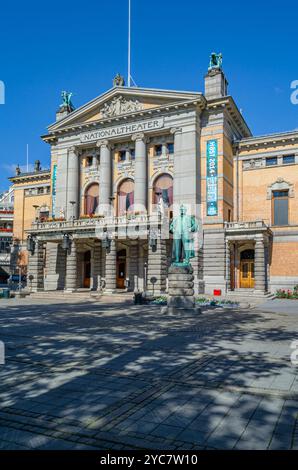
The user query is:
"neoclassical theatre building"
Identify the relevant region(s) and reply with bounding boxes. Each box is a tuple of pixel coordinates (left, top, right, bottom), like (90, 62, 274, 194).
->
(20, 60, 298, 296)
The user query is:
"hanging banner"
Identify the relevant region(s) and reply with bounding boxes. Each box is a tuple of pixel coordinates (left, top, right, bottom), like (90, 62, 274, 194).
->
(206, 139, 218, 216)
(52, 164, 57, 217)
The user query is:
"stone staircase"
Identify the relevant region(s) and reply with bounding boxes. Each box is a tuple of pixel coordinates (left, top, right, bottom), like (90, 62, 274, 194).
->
(29, 290, 134, 303)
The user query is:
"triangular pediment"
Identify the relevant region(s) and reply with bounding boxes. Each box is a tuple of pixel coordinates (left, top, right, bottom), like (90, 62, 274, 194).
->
(48, 86, 202, 132)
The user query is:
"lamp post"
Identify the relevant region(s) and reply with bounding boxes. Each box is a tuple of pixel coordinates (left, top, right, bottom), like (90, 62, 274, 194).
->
(102, 228, 111, 253)
(144, 261, 148, 294)
(62, 233, 72, 254)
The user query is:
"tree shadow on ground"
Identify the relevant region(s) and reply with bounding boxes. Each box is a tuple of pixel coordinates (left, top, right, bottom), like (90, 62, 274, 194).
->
(0, 300, 297, 449)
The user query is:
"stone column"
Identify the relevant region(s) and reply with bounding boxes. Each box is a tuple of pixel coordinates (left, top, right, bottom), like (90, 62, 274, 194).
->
(28, 240, 44, 292)
(254, 237, 266, 292)
(225, 240, 231, 292)
(129, 244, 139, 291)
(132, 133, 147, 213)
(147, 237, 167, 296)
(92, 240, 102, 291)
(67, 147, 80, 220)
(65, 240, 77, 291)
(104, 239, 116, 293)
(97, 140, 112, 215)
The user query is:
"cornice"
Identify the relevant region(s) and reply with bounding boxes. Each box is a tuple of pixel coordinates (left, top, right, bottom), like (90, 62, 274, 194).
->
(47, 86, 204, 131)
(9, 170, 51, 184)
(41, 97, 206, 144)
(206, 96, 252, 138)
(234, 129, 298, 151)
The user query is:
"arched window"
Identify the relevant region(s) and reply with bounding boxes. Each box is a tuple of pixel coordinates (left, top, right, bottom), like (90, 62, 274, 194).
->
(118, 179, 134, 216)
(153, 174, 173, 208)
(84, 183, 99, 216)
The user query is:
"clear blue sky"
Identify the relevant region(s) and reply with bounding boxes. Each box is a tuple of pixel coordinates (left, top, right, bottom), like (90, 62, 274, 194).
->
(0, 0, 297, 192)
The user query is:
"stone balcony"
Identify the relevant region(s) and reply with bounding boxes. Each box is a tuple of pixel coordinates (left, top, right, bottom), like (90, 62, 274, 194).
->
(225, 220, 269, 231)
(224, 220, 272, 242)
(29, 213, 169, 239)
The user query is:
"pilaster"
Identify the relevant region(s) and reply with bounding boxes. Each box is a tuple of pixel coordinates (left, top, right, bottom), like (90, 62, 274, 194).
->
(147, 238, 167, 296)
(104, 239, 116, 293)
(65, 240, 78, 291)
(28, 240, 44, 292)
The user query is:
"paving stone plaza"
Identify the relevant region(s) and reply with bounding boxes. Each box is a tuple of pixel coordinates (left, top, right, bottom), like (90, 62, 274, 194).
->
(0, 297, 297, 450)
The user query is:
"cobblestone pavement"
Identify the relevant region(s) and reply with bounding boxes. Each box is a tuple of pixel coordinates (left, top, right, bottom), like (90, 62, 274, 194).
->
(0, 297, 297, 450)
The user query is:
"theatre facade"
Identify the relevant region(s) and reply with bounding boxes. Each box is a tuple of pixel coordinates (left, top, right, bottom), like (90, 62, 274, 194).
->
(21, 61, 298, 296)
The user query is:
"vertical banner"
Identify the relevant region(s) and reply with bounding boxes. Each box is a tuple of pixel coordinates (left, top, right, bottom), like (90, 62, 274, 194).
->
(52, 164, 57, 217)
(206, 139, 218, 216)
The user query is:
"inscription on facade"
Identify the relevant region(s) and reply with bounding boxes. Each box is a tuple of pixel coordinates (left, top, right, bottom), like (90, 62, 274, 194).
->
(80, 118, 164, 143)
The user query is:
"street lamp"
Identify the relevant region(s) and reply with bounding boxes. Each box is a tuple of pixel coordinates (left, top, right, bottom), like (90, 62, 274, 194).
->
(27, 234, 36, 255)
(102, 228, 111, 253)
(149, 229, 158, 251)
(62, 233, 72, 253)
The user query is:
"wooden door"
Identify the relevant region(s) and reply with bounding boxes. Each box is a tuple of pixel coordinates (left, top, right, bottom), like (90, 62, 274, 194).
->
(240, 260, 255, 288)
(116, 260, 126, 289)
(83, 251, 91, 288)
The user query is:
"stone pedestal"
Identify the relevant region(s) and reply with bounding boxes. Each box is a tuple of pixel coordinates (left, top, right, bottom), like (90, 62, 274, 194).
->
(163, 265, 201, 315)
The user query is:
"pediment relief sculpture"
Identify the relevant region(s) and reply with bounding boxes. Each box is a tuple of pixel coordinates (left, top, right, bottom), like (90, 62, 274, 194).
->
(101, 96, 144, 118)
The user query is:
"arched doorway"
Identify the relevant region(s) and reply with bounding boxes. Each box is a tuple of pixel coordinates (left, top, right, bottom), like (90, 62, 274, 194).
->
(153, 174, 173, 212)
(117, 179, 134, 216)
(84, 183, 99, 216)
(116, 249, 126, 289)
(240, 249, 255, 288)
(83, 251, 91, 288)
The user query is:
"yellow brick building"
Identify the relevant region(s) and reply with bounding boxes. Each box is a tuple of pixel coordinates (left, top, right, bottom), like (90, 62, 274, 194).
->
(10, 58, 298, 296)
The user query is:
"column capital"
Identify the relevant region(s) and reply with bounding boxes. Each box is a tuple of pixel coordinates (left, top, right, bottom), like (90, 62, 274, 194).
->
(131, 132, 145, 142)
(170, 127, 182, 135)
(96, 139, 110, 149)
(68, 146, 82, 156)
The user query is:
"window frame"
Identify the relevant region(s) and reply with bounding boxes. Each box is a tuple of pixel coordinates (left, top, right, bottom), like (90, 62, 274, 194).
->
(272, 189, 289, 226)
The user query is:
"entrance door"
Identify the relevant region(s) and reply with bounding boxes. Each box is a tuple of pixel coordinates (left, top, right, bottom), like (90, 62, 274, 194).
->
(116, 249, 126, 289)
(240, 260, 255, 288)
(83, 251, 91, 288)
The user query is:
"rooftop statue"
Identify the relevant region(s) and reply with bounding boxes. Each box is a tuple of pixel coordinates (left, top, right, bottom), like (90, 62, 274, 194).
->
(113, 73, 125, 87)
(60, 91, 75, 111)
(208, 52, 223, 71)
(170, 205, 198, 266)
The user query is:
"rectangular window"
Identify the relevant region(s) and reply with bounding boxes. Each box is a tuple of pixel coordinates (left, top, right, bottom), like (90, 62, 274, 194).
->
(37, 187, 44, 194)
(130, 149, 135, 160)
(167, 143, 174, 154)
(154, 145, 162, 156)
(282, 155, 295, 165)
(272, 190, 289, 226)
(266, 157, 277, 166)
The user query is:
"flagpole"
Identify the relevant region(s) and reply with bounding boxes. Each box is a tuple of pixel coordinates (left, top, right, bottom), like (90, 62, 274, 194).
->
(26, 144, 29, 172)
(128, 0, 131, 87)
